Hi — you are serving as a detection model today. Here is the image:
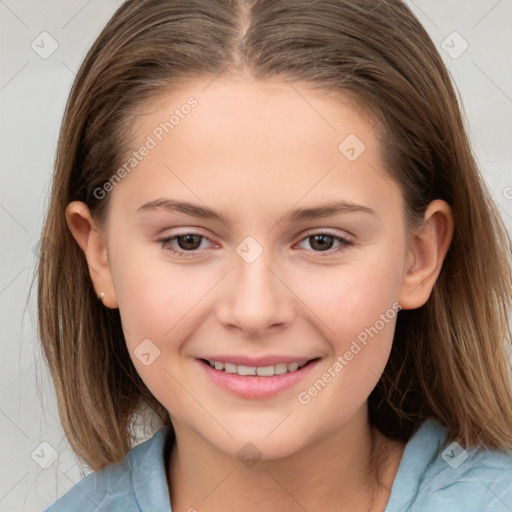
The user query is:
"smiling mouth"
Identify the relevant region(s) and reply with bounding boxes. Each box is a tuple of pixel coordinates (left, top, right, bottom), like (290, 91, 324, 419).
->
(199, 358, 320, 377)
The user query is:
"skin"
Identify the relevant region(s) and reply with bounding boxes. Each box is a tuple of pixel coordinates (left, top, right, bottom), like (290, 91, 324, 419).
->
(66, 76, 453, 512)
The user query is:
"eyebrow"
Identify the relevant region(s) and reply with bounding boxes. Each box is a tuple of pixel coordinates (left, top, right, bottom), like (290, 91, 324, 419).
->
(136, 198, 376, 224)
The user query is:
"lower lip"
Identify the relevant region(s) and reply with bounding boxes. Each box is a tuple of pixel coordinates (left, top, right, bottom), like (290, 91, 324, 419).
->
(196, 358, 321, 399)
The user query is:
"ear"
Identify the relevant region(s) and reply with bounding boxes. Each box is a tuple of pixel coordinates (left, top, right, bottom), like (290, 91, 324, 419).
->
(65, 201, 118, 309)
(398, 199, 454, 310)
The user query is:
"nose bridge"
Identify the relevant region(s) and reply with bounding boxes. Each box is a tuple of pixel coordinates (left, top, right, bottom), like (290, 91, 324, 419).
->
(217, 236, 294, 335)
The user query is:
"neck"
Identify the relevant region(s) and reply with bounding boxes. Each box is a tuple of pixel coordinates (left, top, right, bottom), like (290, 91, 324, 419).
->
(166, 405, 405, 512)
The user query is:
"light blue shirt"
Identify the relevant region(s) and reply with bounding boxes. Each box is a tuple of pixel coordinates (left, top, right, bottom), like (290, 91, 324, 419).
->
(43, 418, 512, 511)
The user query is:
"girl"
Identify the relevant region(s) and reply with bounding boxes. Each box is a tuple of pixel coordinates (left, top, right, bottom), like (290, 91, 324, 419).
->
(38, 0, 512, 511)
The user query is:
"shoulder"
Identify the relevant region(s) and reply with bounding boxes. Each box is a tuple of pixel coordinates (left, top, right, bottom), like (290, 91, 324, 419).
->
(386, 418, 512, 512)
(42, 426, 172, 512)
(42, 460, 133, 512)
(416, 441, 512, 511)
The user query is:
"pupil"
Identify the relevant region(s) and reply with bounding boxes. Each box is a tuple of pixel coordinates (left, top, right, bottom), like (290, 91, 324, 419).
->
(176, 234, 334, 252)
(311, 234, 333, 251)
(178, 234, 201, 250)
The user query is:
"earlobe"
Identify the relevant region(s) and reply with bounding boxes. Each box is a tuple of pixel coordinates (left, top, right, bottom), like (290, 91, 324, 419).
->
(399, 199, 454, 310)
(65, 201, 119, 309)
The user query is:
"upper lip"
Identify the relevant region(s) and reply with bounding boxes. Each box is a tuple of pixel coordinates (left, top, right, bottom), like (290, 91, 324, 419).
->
(199, 355, 319, 367)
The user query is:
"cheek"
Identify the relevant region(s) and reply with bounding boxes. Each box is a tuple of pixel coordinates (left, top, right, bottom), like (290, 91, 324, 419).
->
(292, 243, 404, 408)
(295, 248, 403, 345)
(108, 246, 211, 406)
(109, 242, 220, 352)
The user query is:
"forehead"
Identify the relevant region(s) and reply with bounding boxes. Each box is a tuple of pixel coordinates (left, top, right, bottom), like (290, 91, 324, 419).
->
(108, 77, 402, 226)
(130, 76, 374, 159)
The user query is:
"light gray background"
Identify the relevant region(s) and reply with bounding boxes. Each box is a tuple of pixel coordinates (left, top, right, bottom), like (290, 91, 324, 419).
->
(1, 1, 511, 511)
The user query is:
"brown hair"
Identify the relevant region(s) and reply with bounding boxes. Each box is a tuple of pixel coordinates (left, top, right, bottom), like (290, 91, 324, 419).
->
(37, 0, 512, 471)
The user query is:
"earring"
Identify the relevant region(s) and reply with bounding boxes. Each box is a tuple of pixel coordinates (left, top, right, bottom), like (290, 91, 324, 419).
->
(97, 292, 105, 301)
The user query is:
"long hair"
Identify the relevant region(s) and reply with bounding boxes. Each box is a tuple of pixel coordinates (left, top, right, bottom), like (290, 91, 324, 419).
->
(37, 0, 512, 471)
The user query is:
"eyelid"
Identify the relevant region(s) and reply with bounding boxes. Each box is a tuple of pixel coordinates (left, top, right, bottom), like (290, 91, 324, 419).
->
(159, 227, 353, 244)
(160, 226, 212, 237)
(157, 227, 355, 258)
(298, 227, 354, 241)
(159, 227, 218, 243)
(158, 230, 218, 248)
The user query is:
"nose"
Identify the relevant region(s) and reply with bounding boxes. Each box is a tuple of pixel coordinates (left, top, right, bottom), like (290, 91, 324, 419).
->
(216, 248, 296, 338)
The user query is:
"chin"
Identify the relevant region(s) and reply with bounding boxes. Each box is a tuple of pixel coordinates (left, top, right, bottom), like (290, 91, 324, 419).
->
(203, 421, 317, 463)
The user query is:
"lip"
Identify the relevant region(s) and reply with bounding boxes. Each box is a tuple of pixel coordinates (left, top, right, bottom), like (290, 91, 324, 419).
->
(199, 354, 315, 367)
(196, 357, 321, 399)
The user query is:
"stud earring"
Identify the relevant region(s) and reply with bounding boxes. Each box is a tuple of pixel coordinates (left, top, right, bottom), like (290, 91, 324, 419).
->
(97, 292, 105, 301)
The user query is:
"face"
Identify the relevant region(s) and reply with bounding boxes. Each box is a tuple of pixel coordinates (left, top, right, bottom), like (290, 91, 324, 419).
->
(79, 77, 434, 459)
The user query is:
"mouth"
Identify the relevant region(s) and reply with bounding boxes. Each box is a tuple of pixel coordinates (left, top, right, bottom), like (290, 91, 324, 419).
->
(199, 358, 318, 377)
(196, 356, 322, 399)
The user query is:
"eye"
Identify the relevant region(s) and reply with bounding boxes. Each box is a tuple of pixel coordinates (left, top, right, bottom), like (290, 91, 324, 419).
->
(158, 233, 214, 258)
(296, 231, 353, 256)
(157, 230, 353, 259)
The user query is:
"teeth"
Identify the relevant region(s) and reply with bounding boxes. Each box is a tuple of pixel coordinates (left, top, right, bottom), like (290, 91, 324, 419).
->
(237, 364, 256, 376)
(256, 365, 275, 377)
(274, 363, 288, 375)
(224, 362, 236, 373)
(206, 359, 309, 376)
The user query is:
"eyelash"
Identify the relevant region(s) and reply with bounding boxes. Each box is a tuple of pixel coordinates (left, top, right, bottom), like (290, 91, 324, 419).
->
(157, 231, 354, 259)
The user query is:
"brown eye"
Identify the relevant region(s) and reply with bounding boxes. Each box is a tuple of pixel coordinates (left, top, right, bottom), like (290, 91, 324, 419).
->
(175, 234, 203, 250)
(158, 232, 214, 258)
(308, 234, 335, 251)
(297, 231, 353, 256)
